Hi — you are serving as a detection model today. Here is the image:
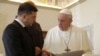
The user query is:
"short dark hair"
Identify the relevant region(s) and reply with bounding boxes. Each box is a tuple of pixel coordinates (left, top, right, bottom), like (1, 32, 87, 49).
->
(18, 1, 38, 16)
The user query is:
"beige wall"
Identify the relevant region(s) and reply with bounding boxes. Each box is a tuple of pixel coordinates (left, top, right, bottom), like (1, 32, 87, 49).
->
(36, 7, 59, 31)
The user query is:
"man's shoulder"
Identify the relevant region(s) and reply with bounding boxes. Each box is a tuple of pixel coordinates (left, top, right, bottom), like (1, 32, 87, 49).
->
(4, 23, 19, 32)
(6, 23, 17, 29)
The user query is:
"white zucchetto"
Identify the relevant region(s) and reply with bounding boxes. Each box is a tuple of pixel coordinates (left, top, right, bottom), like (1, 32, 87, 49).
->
(59, 9, 72, 16)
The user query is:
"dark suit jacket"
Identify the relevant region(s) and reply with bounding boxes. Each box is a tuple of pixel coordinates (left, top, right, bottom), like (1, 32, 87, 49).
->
(27, 22, 44, 56)
(2, 20, 35, 56)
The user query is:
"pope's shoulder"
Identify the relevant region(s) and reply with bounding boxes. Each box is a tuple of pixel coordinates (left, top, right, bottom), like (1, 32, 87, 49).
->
(47, 26, 59, 33)
(72, 25, 86, 32)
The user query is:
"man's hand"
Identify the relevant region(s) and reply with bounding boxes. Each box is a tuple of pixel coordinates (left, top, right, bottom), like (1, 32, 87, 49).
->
(35, 47, 41, 56)
(42, 50, 50, 56)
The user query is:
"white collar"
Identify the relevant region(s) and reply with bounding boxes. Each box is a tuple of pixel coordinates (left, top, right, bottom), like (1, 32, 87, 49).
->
(15, 19, 25, 27)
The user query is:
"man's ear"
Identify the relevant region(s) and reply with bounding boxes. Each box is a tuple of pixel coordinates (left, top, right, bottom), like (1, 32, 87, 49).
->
(22, 13, 27, 19)
(20, 13, 27, 22)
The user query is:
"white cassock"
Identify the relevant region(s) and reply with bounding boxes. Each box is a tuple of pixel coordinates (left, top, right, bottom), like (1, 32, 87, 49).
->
(43, 25, 93, 56)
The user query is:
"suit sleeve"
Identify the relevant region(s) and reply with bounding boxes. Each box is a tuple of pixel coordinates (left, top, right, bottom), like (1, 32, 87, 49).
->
(2, 25, 26, 56)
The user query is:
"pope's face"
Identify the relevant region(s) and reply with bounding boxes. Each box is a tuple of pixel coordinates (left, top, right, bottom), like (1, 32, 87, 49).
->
(58, 13, 72, 31)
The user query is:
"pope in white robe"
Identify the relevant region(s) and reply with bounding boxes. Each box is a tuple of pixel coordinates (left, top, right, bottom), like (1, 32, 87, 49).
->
(42, 9, 93, 56)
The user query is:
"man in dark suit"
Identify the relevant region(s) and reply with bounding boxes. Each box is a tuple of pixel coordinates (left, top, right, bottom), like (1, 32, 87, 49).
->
(2, 1, 41, 56)
(27, 22, 44, 56)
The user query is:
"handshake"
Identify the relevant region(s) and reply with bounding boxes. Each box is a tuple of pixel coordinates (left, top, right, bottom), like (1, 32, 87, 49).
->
(35, 47, 51, 56)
